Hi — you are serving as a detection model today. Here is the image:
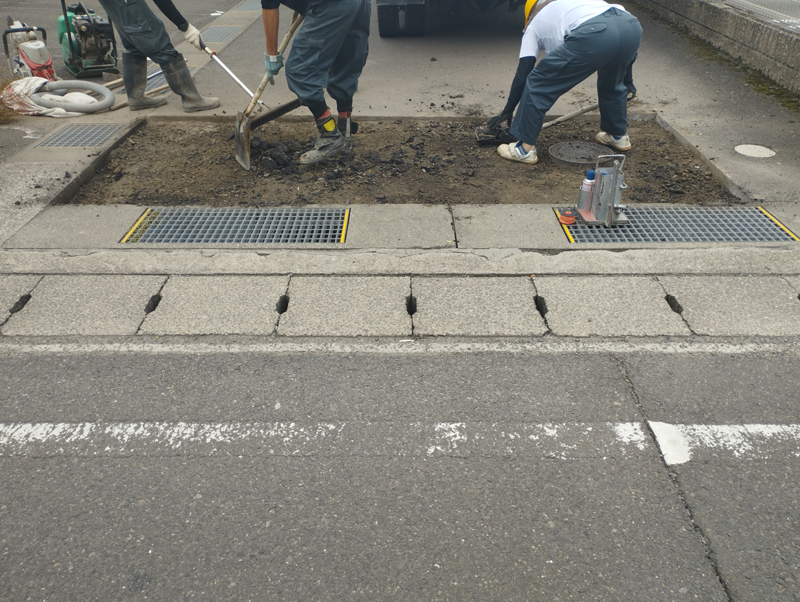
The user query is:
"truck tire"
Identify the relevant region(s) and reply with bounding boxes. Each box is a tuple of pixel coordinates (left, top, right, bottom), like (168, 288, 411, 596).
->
(405, 4, 425, 37)
(377, 5, 400, 37)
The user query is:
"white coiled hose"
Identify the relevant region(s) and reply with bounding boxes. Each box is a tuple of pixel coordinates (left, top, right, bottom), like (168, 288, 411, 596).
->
(31, 80, 115, 113)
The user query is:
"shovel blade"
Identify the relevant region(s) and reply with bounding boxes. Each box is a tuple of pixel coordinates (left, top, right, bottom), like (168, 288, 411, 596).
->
(235, 111, 252, 171)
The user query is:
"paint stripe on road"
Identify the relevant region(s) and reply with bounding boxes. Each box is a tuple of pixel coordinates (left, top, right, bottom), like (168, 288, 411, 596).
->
(0, 422, 650, 458)
(650, 422, 800, 465)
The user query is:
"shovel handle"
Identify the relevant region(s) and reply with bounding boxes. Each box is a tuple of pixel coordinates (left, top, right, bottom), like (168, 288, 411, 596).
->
(541, 102, 599, 129)
(242, 12, 304, 119)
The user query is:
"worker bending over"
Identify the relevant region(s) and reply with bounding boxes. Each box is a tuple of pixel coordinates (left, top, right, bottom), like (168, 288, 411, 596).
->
(261, 0, 370, 164)
(98, 0, 219, 112)
(491, 0, 641, 165)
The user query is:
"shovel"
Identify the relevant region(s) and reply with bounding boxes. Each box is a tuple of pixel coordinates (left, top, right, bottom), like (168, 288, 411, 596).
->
(235, 12, 304, 170)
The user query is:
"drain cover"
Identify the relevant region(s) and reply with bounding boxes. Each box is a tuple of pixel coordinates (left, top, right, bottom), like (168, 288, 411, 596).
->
(122, 207, 350, 244)
(557, 206, 798, 243)
(199, 25, 244, 43)
(734, 144, 776, 158)
(549, 141, 613, 165)
(37, 124, 124, 147)
(234, 0, 262, 9)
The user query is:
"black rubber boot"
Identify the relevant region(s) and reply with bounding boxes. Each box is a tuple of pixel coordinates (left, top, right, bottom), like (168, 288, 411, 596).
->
(123, 55, 167, 111)
(299, 115, 345, 164)
(161, 57, 220, 113)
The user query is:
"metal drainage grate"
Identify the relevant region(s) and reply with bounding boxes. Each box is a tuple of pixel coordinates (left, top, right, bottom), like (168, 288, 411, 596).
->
(122, 207, 351, 244)
(549, 141, 613, 165)
(234, 0, 262, 10)
(37, 124, 124, 147)
(557, 206, 799, 243)
(199, 25, 244, 43)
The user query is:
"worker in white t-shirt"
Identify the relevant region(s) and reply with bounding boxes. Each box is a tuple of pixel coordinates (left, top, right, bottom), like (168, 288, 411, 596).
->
(493, 0, 641, 165)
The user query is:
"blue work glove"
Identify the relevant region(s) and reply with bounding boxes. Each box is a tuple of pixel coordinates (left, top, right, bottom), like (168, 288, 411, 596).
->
(265, 52, 284, 85)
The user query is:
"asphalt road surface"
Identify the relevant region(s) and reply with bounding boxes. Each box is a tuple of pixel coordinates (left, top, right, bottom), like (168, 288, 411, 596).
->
(1, 339, 799, 600)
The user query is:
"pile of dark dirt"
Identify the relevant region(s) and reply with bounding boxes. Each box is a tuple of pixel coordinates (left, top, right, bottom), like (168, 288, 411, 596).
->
(72, 117, 739, 207)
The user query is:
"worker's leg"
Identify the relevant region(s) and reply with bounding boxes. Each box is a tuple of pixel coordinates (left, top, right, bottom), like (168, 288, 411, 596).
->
(596, 9, 642, 136)
(326, 0, 370, 110)
(285, 0, 362, 118)
(510, 21, 613, 147)
(97, 0, 180, 64)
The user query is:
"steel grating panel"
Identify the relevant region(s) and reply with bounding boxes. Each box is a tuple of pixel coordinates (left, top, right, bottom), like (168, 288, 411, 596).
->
(234, 1, 263, 10)
(122, 207, 350, 244)
(37, 124, 124, 147)
(557, 206, 799, 243)
(199, 26, 244, 43)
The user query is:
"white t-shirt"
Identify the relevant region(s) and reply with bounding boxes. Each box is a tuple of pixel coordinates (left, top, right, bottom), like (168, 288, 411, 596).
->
(519, 0, 627, 58)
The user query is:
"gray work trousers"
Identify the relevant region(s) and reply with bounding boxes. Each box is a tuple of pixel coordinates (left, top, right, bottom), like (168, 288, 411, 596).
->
(97, 0, 182, 65)
(511, 7, 642, 145)
(285, 0, 371, 112)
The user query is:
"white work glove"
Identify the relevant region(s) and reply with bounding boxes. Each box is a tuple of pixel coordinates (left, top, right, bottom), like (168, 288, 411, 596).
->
(265, 53, 284, 85)
(184, 24, 203, 51)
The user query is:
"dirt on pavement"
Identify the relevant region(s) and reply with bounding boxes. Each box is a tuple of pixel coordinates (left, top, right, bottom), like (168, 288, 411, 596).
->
(72, 116, 739, 207)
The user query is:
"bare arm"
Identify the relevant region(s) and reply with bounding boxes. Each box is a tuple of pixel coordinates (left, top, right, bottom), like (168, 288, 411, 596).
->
(262, 8, 280, 55)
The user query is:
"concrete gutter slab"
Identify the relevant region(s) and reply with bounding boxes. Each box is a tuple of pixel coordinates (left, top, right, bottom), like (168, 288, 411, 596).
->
(344, 205, 455, 249)
(140, 275, 289, 335)
(1, 275, 165, 336)
(0, 163, 76, 246)
(412, 276, 547, 336)
(533, 276, 690, 337)
(0, 275, 42, 324)
(453, 205, 568, 249)
(785, 276, 800, 295)
(659, 276, 800, 336)
(278, 276, 412, 336)
(3, 205, 147, 249)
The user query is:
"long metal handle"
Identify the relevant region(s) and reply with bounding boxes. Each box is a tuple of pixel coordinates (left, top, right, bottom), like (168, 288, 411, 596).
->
(242, 12, 304, 119)
(201, 44, 265, 108)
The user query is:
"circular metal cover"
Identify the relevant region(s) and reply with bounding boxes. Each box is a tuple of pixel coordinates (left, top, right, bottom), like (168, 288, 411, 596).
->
(734, 144, 776, 158)
(549, 141, 613, 165)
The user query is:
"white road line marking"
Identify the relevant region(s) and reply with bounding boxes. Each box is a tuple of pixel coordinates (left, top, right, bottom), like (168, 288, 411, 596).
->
(650, 422, 800, 465)
(0, 422, 650, 458)
(0, 340, 795, 356)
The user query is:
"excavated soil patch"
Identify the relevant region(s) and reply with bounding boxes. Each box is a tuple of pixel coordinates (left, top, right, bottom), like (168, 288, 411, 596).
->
(72, 117, 739, 207)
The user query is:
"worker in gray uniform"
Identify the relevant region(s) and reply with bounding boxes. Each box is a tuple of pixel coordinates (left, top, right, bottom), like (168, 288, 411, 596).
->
(261, 0, 370, 164)
(98, 0, 219, 112)
(493, 0, 641, 165)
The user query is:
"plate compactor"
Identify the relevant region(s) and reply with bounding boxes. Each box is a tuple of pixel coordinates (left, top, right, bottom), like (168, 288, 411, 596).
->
(3, 16, 55, 80)
(57, 1, 118, 77)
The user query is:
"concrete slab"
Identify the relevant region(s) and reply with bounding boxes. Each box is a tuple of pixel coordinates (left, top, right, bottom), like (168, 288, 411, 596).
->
(0, 163, 76, 246)
(412, 276, 547, 336)
(453, 205, 569, 249)
(659, 276, 800, 336)
(760, 203, 800, 240)
(344, 205, 455, 249)
(785, 276, 800, 295)
(140, 275, 288, 335)
(1, 275, 165, 336)
(533, 276, 690, 337)
(0, 275, 42, 324)
(3, 205, 147, 249)
(278, 276, 411, 336)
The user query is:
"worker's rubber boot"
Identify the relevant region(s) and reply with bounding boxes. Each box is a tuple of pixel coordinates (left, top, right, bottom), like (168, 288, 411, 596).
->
(299, 115, 345, 164)
(123, 55, 167, 111)
(161, 58, 220, 113)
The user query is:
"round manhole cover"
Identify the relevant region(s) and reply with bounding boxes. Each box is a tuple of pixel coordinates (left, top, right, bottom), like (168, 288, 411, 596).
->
(549, 141, 613, 165)
(734, 144, 776, 158)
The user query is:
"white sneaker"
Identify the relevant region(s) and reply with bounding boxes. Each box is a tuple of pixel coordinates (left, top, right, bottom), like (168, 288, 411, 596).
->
(497, 141, 538, 164)
(595, 131, 631, 151)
